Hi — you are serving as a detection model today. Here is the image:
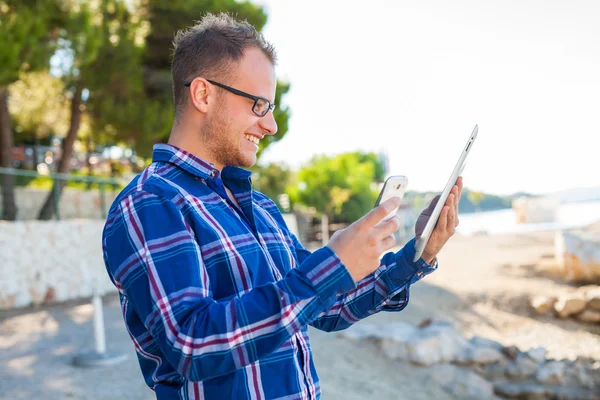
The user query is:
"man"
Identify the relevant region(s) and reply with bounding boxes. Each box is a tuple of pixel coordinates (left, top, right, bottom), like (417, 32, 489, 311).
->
(102, 12, 463, 400)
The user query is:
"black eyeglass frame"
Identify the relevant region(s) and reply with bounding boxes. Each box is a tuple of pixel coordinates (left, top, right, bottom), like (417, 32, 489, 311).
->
(184, 79, 276, 117)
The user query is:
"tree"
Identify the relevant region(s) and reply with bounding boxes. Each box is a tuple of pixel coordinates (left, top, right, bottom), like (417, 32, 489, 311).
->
(466, 190, 485, 212)
(252, 162, 295, 211)
(0, 0, 61, 220)
(38, 0, 142, 220)
(9, 71, 71, 165)
(290, 152, 385, 223)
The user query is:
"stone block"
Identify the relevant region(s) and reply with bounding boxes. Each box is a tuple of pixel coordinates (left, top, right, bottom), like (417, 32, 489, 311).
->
(555, 230, 600, 283)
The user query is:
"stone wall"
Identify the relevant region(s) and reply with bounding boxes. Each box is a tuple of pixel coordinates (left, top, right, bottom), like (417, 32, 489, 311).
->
(0, 187, 119, 220)
(0, 220, 115, 310)
(0, 212, 300, 311)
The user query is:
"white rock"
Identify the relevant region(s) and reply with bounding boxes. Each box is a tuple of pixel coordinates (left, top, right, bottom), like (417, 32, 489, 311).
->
(530, 295, 557, 314)
(525, 347, 547, 363)
(469, 347, 504, 364)
(340, 321, 415, 341)
(380, 338, 408, 360)
(469, 336, 504, 350)
(405, 322, 469, 366)
(577, 309, 600, 323)
(536, 361, 566, 385)
(584, 287, 600, 310)
(428, 364, 495, 399)
(456, 346, 504, 365)
(554, 295, 587, 318)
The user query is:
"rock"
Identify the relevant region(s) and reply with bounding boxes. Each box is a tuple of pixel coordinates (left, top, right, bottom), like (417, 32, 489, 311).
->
(536, 361, 566, 385)
(572, 365, 595, 389)
(584, 287, 600, 310)
(577, 309, 600, 323)
(469, 335, 504, 351)
(505, 354, 538, 380)
(340, 321, 415, 341)
(501, 345, 520, 360)
(530, 295, 557, 314)
(380, 338, 408, 360)
(457, 346, 504, 365)
(576, 284, 599, 295)
(428, 364, 495, 399)
(479, 361, 506, 381)
(405, 321, 469, 366)
(525, 347, 547, 364)
(555, 230, 600, 283)
(493, 382, 548, 399)
(554, 295, 587, 318)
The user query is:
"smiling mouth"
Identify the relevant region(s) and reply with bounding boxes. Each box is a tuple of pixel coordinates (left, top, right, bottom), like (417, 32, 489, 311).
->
(244, 134, 260, 145)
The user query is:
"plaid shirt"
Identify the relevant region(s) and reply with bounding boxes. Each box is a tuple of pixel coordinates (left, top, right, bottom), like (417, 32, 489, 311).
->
(102, 144, 437, 400)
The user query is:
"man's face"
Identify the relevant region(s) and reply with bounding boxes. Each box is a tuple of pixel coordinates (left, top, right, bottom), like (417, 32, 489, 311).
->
(202, 47, 278, 169)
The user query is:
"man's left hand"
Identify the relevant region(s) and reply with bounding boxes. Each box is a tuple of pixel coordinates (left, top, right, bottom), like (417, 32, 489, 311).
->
(414, 176, 463, 264)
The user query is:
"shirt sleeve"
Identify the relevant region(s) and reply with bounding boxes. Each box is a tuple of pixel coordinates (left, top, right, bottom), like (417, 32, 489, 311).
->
(103, 191, 356, 382)
(306, 236, 439, 332)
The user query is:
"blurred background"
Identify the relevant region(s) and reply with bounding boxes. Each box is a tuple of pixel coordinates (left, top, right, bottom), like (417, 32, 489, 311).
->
(1, 1, 599, 399)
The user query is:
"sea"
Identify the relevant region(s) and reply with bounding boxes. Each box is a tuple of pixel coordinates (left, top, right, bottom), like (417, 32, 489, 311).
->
(456, 201, 600, 236)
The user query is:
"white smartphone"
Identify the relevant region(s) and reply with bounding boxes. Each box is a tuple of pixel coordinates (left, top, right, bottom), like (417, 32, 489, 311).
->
(375, 175, 408, 222)
(413, 125, 479, 262)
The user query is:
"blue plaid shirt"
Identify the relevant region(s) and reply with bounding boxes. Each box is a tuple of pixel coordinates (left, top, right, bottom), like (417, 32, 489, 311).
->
(102, 144, 437, 399)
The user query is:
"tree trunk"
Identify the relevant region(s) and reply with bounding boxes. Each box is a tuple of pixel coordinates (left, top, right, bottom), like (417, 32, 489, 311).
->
(86, 134, 94, 189)
(38, 81, 84, 220)
(0, 87, 17, 221)
(33, 131, 40, 168)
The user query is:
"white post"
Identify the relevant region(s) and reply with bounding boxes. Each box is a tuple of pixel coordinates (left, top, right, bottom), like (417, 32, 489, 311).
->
(92, 287, 106, 355)
(321, 214, 329, 246)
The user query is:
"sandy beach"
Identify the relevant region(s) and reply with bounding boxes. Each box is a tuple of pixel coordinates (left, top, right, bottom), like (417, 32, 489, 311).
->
(1, 230, 598, 399)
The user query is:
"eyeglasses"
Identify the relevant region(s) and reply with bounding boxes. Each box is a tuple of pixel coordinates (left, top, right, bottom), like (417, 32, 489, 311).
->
(184, 79, 276, 117)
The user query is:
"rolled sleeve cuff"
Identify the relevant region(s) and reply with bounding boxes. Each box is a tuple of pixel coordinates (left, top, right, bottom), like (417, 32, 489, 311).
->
(388, 238, 439, 287)
(296, 246, 356, 303)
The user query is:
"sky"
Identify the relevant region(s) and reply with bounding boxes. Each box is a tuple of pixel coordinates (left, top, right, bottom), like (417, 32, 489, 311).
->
(253, 0, 599, 196)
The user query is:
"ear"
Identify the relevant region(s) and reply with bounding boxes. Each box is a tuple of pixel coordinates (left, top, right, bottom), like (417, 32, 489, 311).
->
(188, 78, 211, 114)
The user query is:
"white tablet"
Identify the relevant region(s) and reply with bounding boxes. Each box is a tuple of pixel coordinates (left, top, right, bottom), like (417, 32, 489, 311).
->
(413, 125, 478, 262)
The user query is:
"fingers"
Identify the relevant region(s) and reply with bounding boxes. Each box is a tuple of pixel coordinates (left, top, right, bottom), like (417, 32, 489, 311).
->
(381, 234, 397, 251)
(360, 197, 401, 229)
(437, 205, 449, 232)
(372, 215, 401, 239)
(456, 176, 464, 203)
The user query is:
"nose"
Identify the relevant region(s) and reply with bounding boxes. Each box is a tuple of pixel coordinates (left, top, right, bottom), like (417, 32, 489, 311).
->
(259, 110, 278, 136)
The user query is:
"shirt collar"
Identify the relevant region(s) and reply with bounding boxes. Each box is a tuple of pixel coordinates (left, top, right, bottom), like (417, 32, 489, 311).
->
(151, 144, 252, 180)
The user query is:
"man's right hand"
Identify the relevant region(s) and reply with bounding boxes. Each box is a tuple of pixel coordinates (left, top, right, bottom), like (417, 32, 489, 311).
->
(328, 197, 402, 282)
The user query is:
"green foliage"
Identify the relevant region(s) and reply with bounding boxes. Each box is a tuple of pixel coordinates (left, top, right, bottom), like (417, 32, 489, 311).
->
(85, 0, 157, 153)
(142, 0, 268, 70)
(0, 1, 61, 86)
(290, 152, 385, 223)
(19, 171, 125, 191)
(251, 162, 295, 211)
(4, 0, 292, 162)
(8, 71, 70, 140)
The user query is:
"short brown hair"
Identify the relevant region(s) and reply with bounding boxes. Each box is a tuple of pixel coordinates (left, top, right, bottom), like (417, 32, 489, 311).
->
(171, 13, 277, 119)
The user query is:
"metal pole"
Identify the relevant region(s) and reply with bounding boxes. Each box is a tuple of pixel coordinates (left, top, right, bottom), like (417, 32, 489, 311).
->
(53, 176, 61, 220)
(92, 290, 106, 354)
(72, 283, 127, 367)
(99, 182, 106, 220)
(321, 214, 329, 246)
